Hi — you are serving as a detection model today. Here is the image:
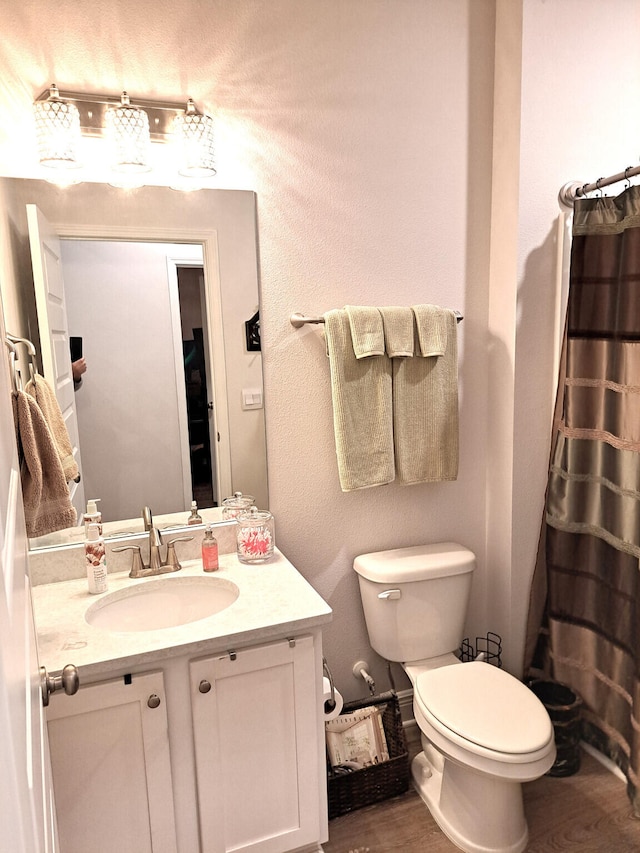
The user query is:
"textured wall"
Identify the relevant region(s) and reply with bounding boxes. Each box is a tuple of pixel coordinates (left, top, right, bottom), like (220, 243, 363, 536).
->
(3, 1, 638, 700)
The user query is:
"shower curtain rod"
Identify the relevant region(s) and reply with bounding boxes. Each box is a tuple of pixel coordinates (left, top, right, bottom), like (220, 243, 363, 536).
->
(290, 309, 463, 328)
(559, 164, 640, 207)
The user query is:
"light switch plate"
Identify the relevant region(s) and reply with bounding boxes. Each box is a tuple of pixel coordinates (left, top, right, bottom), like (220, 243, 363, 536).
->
(242, 388, 263, 410)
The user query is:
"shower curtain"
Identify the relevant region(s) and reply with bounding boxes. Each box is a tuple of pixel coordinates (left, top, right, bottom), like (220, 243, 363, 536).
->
(526, 186, 640, 814)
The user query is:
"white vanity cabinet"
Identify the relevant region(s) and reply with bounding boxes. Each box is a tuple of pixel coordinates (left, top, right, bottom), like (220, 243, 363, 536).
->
(47, 670, 178, 853)
(33, 555, 332, 853)
(190, 635, 320, 853)
(45, 634, 326, 853)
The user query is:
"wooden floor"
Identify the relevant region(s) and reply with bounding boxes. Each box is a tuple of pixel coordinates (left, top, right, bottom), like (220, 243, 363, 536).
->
(322, 745, 640, 853)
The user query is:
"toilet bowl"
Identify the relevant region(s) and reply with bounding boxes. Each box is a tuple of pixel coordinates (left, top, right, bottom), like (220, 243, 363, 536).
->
(353, 544, 556, 853)
(406, 659, 555, 853)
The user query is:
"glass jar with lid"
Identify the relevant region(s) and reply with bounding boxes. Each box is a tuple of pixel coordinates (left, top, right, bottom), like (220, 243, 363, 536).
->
(222, 491, 255, 520)
(236, 506, 275, 564)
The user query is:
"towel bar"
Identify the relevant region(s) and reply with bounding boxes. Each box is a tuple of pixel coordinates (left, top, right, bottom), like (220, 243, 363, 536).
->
(291, 310, 463, 328)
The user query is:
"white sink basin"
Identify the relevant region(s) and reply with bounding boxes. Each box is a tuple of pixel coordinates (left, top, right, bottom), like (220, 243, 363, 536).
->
(85, 575, 239, 632)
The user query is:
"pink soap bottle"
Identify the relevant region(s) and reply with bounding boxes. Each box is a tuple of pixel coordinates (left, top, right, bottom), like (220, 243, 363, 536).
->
(202, 525, 219, 572)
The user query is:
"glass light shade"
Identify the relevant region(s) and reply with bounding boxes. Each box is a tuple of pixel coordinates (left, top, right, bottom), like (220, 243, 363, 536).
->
(105, 92, 151, 173)
(174, 99, 216, 177)
(33, 85, 82, 169)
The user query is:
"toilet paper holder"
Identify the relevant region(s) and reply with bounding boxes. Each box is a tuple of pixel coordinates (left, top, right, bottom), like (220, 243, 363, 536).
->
(322, 658, 336, 714)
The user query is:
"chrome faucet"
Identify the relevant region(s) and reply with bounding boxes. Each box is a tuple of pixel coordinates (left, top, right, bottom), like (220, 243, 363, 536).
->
(112, 506, 193, 578)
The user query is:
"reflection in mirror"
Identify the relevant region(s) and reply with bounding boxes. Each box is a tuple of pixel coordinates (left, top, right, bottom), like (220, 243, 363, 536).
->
(0, 178, 267, 551)
(63, 239, 213, 521)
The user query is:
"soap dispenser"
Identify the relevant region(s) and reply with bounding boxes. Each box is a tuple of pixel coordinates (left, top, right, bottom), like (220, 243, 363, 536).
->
(202, 525, 219, 571)
(85, 523, 108, 594)
(83, 499, 102, 535)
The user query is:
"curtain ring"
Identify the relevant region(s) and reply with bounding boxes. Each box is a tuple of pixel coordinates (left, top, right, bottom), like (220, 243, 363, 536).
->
(580, 182, 590, 198)
(625, 166, 633, 189)
(595, 177, 604, 197)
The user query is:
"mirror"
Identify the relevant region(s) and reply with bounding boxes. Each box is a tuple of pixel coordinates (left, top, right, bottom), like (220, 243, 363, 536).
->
(0, 178, 267, 550)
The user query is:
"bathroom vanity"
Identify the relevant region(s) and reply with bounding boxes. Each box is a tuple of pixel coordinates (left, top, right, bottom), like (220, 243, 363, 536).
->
(32, 550, 332, 853)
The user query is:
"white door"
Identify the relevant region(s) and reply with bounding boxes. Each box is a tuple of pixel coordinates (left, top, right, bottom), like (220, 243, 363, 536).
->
(0, 301, 58, 852)
(26, 204, 85, 521)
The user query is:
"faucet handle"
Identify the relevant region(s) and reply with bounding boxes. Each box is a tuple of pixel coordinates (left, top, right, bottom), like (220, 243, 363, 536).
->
(165, 536, 194, 571)
(112, 544, 146, 578)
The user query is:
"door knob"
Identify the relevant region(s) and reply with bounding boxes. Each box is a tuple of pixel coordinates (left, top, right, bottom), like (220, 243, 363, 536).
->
(40, 664, 80, 707)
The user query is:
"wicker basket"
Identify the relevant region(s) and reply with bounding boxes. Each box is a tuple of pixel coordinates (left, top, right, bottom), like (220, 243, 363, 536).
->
(327, 690, 409, 819)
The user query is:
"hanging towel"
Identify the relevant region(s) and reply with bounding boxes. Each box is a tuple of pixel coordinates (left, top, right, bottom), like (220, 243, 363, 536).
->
(345, 306, 385, 358)
(25, 373, 80, 483)
(12, 390, 77, 538)
(324, 309, 395, 491)
(393, 305, 459, 483)
(379, 307, 414, 357)
(413, 303, 448, 357)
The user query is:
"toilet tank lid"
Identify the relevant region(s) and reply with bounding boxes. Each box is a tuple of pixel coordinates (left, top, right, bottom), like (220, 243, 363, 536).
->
(353, 543, 475, 583)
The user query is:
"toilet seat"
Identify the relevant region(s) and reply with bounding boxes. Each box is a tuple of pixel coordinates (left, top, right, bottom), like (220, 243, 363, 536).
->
(414, 661, 553, 757)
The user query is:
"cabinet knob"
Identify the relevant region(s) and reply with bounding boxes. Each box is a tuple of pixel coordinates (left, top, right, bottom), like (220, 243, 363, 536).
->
(147, 694, 161, 709)
(40, 664, 79, 707)
(199, 679, 212, 693)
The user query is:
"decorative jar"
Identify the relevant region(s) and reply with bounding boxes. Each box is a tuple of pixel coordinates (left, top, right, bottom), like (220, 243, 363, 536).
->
(236, 507, 274, 564)
(222, 491, 255, 520)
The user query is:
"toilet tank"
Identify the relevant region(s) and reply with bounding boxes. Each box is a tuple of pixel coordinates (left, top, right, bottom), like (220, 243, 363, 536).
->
(353, 543, 475, 663)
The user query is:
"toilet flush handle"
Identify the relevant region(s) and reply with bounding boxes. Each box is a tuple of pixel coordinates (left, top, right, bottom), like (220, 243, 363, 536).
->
(378, 588, 401, 600)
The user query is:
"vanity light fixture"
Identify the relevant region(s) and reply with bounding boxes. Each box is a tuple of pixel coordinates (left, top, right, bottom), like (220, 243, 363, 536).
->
(32, 85, 82, 172)
(33, 86, 216, 187)
(105, 92, 151, 174)
(173, 99, 216, 177)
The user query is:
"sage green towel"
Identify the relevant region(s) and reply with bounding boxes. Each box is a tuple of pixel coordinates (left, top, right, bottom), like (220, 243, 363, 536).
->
(393, 306, 459, 483)
(324, 309, 394, 491)
(413, 303, 448, 356)
(345, 305, 385, 358)
(379, 306, 414, 357)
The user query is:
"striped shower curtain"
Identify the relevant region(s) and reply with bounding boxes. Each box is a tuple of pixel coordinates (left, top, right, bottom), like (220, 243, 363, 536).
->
(526, 186, 640, 814)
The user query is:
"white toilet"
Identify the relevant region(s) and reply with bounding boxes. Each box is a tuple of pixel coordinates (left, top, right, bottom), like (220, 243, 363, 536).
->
(353, 543, 556, 853)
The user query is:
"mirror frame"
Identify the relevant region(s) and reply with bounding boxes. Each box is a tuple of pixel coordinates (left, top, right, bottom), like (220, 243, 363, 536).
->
(1, 179, 267, 551)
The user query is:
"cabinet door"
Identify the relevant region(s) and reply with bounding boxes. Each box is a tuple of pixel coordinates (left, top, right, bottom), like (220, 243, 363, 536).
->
(190, 636, 320, 853)
(46, 671, 178, 853)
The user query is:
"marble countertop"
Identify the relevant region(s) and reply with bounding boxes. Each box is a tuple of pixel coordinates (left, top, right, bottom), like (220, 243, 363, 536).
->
(33, 550, 332, 681)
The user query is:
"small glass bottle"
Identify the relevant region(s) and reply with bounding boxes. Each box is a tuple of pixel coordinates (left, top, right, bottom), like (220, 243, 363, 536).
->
(236, 507, 275, 564)
(85, 523, 108, 594)
(188, 500, 203, 525)
(202, 525, 219, 572)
